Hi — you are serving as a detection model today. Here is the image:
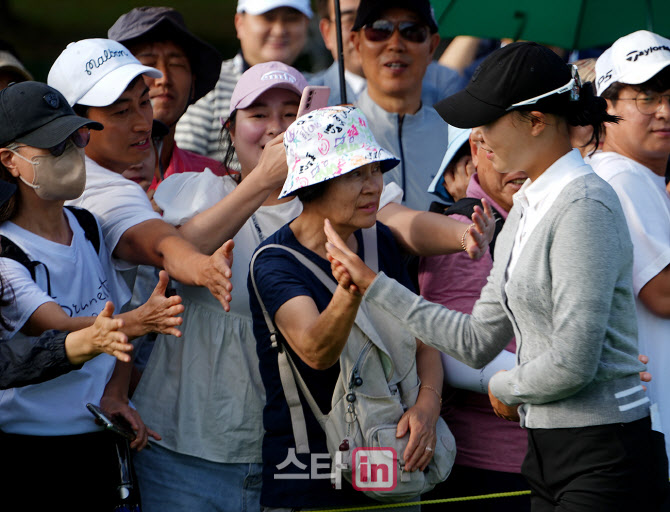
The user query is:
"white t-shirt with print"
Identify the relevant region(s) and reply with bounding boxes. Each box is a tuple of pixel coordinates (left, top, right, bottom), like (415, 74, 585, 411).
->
(0, 208, 130, 435)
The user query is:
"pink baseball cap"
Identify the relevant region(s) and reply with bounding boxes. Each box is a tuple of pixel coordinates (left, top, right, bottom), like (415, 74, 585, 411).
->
(228, 61, 307, 117)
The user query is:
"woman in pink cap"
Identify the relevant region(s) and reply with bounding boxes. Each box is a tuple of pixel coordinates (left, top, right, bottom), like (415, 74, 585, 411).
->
(131, 61, 308, 512)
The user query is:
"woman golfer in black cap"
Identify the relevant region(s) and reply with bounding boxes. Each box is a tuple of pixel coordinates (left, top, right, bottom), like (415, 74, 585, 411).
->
(0, 81, 184, 511)
(324, 42, 669, 510)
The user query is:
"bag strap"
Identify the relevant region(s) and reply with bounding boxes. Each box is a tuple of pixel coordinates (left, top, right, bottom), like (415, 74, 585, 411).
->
(0, 207, 101, 298)
(249, 226, 378, 454)
(65, 205, 101, 254)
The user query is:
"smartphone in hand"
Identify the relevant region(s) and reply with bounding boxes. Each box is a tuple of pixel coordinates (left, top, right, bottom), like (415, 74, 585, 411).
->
(297, 85, 330, 118)
(86, 402, 137, 441)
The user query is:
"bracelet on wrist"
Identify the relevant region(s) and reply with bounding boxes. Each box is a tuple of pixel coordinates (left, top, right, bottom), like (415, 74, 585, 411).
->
(420, 384, 442, 405)
(460, 223, 475, 252)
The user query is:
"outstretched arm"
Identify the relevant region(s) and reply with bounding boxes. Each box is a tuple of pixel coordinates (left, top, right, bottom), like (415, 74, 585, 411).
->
(325, 218, 512, 368)
(175, 135, 288, 255)
(115, 219, 234, 311)
(24, 270, 184, 342)
(377, 199, 494, 258)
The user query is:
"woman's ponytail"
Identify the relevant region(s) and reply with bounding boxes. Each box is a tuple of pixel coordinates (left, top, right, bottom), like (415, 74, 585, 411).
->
(566, 83, 620, 151)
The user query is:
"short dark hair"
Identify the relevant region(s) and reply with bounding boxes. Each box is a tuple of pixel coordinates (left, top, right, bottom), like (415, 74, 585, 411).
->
(316, 0, 329, 19)
(602, 66, 670, 101)
(295, 179, 330, 204)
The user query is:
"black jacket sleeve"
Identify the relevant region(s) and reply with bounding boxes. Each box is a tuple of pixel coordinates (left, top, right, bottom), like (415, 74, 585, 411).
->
(0, 330, 82, 389)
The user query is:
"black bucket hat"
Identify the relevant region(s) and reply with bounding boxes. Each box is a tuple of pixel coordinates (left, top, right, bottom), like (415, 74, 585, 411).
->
(435, 42, 577, 129)
(108, 7, 223, 103)
(0, 81, 102, 148)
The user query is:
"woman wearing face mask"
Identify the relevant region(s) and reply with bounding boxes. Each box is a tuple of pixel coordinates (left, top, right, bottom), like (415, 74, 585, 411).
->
(325, 43, 669, 510)
(0, 82, 184, 512)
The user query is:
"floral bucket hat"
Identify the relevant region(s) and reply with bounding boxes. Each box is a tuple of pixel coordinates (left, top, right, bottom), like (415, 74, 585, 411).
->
(279, 105, 399, 198)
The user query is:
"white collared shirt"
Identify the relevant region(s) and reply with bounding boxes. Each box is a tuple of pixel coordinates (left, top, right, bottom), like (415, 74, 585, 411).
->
(507, 149, 592, 277)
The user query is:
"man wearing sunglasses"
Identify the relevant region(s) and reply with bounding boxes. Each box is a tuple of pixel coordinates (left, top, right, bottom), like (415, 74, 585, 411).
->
(350, 0, 452, 212)
(310, 0, 466, 108)
(591, 30, 670, 469)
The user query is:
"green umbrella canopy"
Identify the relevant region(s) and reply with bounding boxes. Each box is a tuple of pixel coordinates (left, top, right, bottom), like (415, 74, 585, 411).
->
(433, 0, 670, 50)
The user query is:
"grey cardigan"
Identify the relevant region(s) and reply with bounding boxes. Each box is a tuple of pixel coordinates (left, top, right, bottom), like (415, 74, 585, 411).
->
(366, 172, 649, 429)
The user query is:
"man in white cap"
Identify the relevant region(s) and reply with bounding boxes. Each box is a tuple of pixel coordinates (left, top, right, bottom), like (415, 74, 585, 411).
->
(174, 0, 312, 163)
(591, 30, 670, 465)
(47, 39, 234, 313)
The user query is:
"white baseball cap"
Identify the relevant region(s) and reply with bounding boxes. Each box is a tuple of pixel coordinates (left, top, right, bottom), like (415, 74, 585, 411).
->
(48, 38, 162, 107)
(236, 0, 312, 18)
(595, 30, 670, 96)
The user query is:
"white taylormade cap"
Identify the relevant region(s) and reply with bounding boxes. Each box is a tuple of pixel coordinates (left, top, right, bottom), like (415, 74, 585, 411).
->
(236, 0, 312, 18)
(48, 38, 162, 107)
(595, 30, 670, 96)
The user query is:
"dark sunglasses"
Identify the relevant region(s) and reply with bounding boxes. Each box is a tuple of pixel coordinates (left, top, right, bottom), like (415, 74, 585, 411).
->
(363, 19, 430, 44)
(49, 127, 90, 157)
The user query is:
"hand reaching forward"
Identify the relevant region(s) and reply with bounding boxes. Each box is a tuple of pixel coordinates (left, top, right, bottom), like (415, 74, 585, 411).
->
(65, 301, 132, 365)
(197, 239, 235, 311)
(464, 198, 496, 260)
(130, 270, 185, 338)
(324, 219, 377, 295)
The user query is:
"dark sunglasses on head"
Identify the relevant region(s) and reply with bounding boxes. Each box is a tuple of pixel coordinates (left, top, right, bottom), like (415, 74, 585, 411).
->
(49, 127, 90, 157)
(363, 19, 430, 44)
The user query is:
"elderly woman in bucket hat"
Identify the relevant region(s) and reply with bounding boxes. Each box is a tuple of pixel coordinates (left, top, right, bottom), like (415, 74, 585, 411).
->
(247, 105, 448, 510)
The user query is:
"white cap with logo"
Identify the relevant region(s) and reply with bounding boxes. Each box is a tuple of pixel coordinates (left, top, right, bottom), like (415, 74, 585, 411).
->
(236, 0, 312, 18)
(48, 38, 162, 107)
(595, 30, 670, 96)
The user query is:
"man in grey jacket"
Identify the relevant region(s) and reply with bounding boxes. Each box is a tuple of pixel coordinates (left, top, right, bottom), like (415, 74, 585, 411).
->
(351, 0, 452, 211)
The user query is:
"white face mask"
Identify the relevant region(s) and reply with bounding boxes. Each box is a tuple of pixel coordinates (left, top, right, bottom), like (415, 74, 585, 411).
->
(11, 141, 86, 200)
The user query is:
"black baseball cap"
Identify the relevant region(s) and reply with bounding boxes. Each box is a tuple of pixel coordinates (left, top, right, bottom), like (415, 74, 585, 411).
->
(0, 82, 102, 148)
(435, 42, 575, 128)
(352, 0, 439, 33)
(108, 7, 223, 103)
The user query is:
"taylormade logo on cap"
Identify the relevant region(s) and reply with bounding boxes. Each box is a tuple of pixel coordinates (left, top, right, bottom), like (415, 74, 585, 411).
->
(84, 47, 129, 76)
(261, 71, 297, 83)
(596, 30, 670, 96)
(625, 45, 670, 62)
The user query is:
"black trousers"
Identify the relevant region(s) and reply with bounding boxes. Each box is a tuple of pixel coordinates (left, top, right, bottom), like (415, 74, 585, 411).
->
(421, 463, 531, 511)
(522, 417, 669, 511)
(0, 430, 123, 512)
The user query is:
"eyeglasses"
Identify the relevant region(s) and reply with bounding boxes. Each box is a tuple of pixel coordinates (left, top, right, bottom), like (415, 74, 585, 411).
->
(616, 91, 670, 115)
(507, 65, 582, 111)
(363, 19, 430, 44)
(48, 127, 90, 157)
